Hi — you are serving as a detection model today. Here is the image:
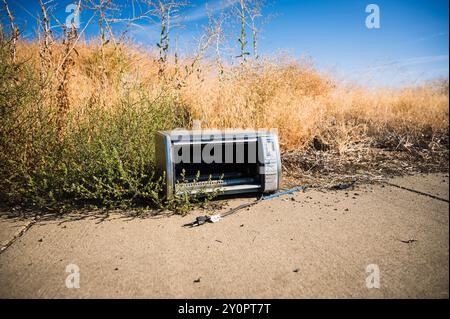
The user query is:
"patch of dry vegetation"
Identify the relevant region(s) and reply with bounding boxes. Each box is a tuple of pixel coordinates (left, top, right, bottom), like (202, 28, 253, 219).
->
(0, 0, 448, 212)
(15, 41, 450, 153)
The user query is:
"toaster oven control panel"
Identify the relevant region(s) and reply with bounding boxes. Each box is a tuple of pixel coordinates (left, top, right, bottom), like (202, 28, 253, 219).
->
(259, 135, 279, 192)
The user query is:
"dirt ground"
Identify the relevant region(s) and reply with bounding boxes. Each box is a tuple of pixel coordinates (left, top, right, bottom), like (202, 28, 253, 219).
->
(0, 173, 448, 298)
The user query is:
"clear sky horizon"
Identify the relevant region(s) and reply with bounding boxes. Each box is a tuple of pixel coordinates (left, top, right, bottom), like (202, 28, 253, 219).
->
(2, 0, 449, 87)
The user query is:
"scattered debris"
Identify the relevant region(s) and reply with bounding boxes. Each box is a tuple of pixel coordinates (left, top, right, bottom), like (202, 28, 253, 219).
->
(312, 137, 330, 151)
(282, 145, 448, 190)
(330, 181, 356, 190)
(399, 239, 418, 244)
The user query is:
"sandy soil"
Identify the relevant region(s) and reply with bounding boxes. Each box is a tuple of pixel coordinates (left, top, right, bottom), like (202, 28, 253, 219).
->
(0, 173, 448, 298)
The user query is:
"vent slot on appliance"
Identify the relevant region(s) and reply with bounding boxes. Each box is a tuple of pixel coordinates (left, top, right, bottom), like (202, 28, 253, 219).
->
(173, 141, 261, 194)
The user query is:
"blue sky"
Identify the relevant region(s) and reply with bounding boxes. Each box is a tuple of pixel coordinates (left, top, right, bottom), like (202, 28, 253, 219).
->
(2, 0, 449, 87)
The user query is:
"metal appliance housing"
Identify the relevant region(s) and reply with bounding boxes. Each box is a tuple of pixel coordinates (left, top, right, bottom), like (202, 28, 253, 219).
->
(155, 130, 281, 197)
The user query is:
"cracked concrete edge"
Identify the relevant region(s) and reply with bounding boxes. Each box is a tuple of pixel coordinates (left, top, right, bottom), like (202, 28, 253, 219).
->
(0, 219, 36, 255)
(384, 182, 449, 203)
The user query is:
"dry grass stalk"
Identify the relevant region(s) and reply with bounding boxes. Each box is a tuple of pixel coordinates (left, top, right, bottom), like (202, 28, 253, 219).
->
(37, 0, 55, 104)
(1, 0, 18, 63)
(55, 25, 78, 138)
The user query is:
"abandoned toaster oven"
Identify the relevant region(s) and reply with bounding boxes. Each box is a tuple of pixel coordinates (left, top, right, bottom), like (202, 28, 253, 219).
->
(155, 129, 281, 196)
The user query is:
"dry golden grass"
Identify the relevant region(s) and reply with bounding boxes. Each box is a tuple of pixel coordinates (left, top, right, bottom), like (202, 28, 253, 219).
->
(2, 40, 448, 211)
(15, 41, 449, 154)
